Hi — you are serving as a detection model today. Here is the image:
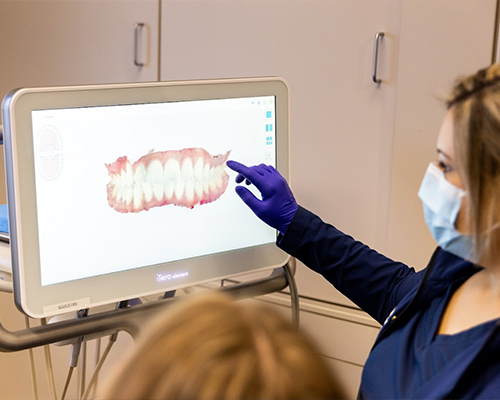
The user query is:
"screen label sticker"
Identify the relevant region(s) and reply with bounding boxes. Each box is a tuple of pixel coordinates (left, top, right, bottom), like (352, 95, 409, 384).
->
(43, 297, 91, 315)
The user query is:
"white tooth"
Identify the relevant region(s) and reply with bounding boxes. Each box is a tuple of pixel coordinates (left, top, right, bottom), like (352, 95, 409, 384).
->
(110, 174, 116, 184)
(203, 164, 211, 180)
(112, 185, 119, 198)
(209, 181, 217, 192)
(147, 160, 163, 183)
(114, 173, 122, 187)
(174, 179, 185, 200)
(164, 181, 175, 199)
(153, 183, 163, 201)
(143, 181, 153, 202)
(214, 165, 223, 177)
(120, 170, 127, 187)
(133, 184, 143, 209)
(125, 187, 134, 205)
(147, 160, 164, 201)
(194, 182, 203, 198)
(203, 182, 209, 194)
(185, 180, 194, 202)
(164, 159, 181, 181)
(126, 163, 134, 186)
(116, 187, 124, 202)
(135, 163, 147, 185)
(215, 175, 223, 189)
(181, 158, 194, 179)
(193, 158, 204, 180)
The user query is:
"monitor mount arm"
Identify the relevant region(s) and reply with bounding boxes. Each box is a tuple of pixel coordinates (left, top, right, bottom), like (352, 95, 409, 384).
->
(0, 259, 295, 352)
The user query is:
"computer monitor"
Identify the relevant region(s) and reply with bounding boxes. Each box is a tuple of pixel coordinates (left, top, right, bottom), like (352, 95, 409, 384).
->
(1, 77, 289, 318)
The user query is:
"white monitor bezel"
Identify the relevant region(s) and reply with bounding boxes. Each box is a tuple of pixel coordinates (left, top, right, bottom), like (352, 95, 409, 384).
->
(1, 77, 290, 318)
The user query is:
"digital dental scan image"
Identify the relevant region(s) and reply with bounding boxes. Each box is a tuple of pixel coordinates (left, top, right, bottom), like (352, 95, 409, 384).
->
(106, 147, 231, 213)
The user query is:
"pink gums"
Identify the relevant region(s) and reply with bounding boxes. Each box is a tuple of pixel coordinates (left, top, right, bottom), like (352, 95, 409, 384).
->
(106, 148, 231, 213)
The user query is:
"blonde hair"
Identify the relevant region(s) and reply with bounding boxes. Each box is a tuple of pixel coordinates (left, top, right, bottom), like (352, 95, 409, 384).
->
(100, 293, 344, 400)
(447, 63, 500, 265)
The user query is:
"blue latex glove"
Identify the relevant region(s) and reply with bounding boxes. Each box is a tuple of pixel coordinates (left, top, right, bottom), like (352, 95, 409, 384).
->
(226, 160, 298, 235)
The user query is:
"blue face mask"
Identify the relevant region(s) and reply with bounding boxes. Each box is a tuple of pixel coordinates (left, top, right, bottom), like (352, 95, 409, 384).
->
(418, 162, 477, 262)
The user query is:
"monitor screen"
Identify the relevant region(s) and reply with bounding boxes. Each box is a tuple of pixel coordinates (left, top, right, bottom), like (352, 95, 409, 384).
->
(2, 78, 290, 317)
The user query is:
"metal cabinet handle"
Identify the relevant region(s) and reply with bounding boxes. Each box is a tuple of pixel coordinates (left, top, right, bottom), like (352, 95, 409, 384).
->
(372, 32, 385, 84)
(134, 23, 145, 67)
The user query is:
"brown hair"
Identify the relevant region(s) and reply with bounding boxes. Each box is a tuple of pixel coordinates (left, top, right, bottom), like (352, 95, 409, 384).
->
(446, 63, 500, 265)
(100, 293, 344, 400)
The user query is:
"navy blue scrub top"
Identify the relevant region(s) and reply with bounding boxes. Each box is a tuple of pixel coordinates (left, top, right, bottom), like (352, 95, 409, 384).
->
(361, 281, 497, 398)
(278, 206, 500, 399)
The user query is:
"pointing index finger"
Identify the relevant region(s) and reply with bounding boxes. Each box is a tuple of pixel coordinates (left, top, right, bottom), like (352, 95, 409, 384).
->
(226, 160, 267, 189)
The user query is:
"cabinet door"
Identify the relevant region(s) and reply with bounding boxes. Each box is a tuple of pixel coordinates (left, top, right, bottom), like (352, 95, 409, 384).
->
(0, 0, 159, 111)
(161, 0, 401, 306)
(0, 0, 160, 203)
(386, 0, 497, 270)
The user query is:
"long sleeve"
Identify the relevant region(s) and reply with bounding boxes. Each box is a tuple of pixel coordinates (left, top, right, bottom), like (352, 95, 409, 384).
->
(277, 206, 422, 324)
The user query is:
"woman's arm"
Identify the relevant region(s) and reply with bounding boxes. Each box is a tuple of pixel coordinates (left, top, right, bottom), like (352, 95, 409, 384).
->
(226, 160, 421, 324)
(278, 206, 420, 324)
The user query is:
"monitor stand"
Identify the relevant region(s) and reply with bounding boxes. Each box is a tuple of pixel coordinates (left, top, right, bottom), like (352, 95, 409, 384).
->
(0, 258, 297, 352)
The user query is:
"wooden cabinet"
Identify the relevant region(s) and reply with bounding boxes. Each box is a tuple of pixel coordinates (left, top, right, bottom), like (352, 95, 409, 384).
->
(0, 0, 159, 97)
(0, 0, 160, 203)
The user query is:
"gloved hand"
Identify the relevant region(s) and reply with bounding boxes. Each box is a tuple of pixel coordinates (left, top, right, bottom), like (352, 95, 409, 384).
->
(226, 160, 298, 235)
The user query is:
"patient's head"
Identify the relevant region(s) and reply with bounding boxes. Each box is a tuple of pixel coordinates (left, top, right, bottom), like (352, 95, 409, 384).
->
(101, 292, 344, 400)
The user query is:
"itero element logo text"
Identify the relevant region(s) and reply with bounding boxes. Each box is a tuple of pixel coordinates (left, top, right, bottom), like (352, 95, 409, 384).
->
(157, 271, 189, 282)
